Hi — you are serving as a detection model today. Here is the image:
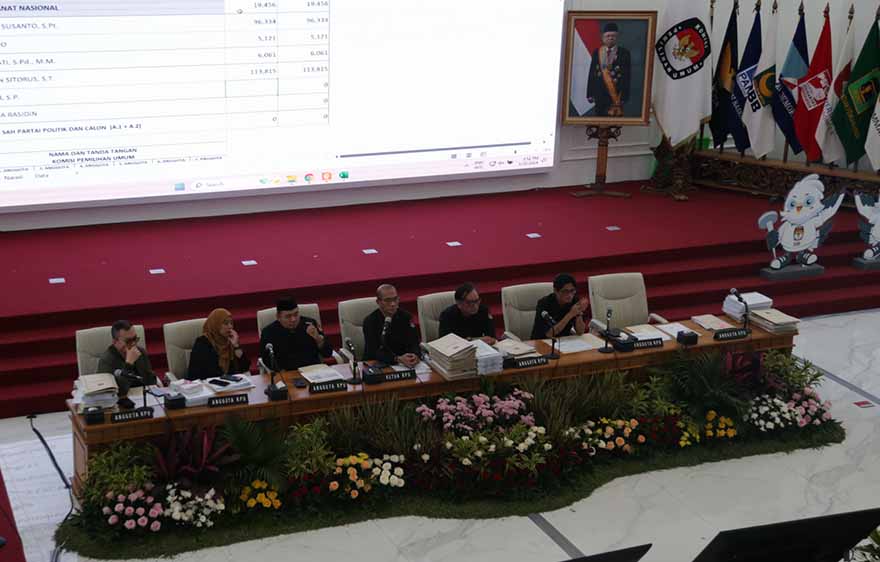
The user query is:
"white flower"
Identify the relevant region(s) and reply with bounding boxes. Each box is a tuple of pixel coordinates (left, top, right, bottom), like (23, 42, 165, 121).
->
(382, 454, 390, 460)
(413, 443, 422, 451)
(393, 467, 404, 476)
(488, 444, 496, 453)
(503, 438, 514, 447)
(478, 436, 488, 444)
(766, 422, 774, 429)
(543, 443, 553, 451)
(390, 455, 400, 463)
(474, 450, 483, 458)
(516, 443, 528, 452)
(396, 479, 405, 488)
(379, 473, 390, 485)
(535, 427, 546, 435)
(445, 442, 453, 449)
(421, 453, 430, 462)
(382, 462, 392, 470)
(372, 467, 382, 476)
(461, 458, 472, 466)
(461, 436, 470, 441)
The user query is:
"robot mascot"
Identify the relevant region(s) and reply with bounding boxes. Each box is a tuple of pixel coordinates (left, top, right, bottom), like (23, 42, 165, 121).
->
(757, 174, 845, 271)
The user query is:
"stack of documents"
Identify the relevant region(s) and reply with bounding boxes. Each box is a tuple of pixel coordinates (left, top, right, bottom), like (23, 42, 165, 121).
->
(722, 292, 773, 321)
(77, 373, 119, 410)
(624, 324, 671, 341)
(494, 338, 538, 358)
(541, 334, 605, 353)
(426, 333, 477, 380)
(749, 309, 799, 334)
(657, 322, 701, 339)
(299, 364, 345, 384)
(170, 379, 215, 407)
(473, 339, 504, 375)
(691, 314, 734, 331)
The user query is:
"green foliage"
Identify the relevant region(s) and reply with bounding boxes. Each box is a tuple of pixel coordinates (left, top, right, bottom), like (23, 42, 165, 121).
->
(152, 426, 238, 489)
(653, 351, 749, 420)
(324, 405, 360, 452)
(324, 398, 441, 456)
(82, 442, 153, 509)
(221, 415, 287, 492)
(853, 527, 880, 561)
(762, 350, 824, 392)
(282, 419, 336, 481)
(623, 376, 682, 419)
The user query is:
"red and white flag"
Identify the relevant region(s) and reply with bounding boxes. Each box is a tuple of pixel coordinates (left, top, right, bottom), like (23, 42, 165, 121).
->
(569, 19, 602, 116)
(815, 17, 854, 164)
(794, 12, 832, 162)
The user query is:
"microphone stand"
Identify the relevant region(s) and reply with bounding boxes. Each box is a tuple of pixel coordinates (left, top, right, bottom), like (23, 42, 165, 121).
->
(264, 346, 288, 401)
(544, 314, 560, 360)
(733, 291, 752, 333)
(346, 341, 362, 385)
(598, 309, 615, 354)
(122, 372, 152, 411)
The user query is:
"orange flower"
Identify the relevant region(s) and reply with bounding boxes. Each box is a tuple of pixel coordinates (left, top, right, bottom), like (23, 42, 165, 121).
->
(335, 467, 342, 474)
(629, 419, 639, 428)
(360, 461, 371, 470)
(606, 441, 615, 450)
(623, 428, 632, 437)
(615, 437, 625, 447)
(350, 490, 359, 499)
(349, 473, 358, 482)
(356, 479, 365, 489)
(622, 444, 632, 454)
(637, 435, 646, 444)
(328, 481, 339, 491)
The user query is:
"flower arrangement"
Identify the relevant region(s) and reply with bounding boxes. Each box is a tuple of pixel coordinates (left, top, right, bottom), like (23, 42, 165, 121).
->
(101, 483, 163, 533)
(239, 479, 281, 510)
(789, 387, 833, 428)
(562, 421, 601, 458)
(703, 410, 737, 441)
(591, 418, 648, 455)
(744, 394, 797, 432)
(415, 389, 535, 434)
(163, 484, 225, 528)
(328, 453, 373, 500)
(676, 418, 701, 448)
(370, 454, 406, 489)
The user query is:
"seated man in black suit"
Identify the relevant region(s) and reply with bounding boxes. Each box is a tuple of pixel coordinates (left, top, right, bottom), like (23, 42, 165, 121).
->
(362, 284, 421, 367)
(259, 297, 333, 370)
(438, 282, 496, 344)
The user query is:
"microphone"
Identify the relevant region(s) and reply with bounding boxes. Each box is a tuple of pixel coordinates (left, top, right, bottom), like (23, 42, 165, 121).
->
(344, 337, 356, 353)
(541, 310, 557, 325)
(380, 316, 392, 345)
(729, 288, 751, 331)
(264, 342, 278, 374)
(605, 307, 621, 338)
(343, 338, 362, 384)
(265, 342, 274, 353)
(540, 311, 560, 360)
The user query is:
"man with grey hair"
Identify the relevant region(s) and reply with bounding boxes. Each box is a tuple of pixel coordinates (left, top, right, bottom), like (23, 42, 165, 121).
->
(362, 284, 421, 367)
(97, 319, 157, 396)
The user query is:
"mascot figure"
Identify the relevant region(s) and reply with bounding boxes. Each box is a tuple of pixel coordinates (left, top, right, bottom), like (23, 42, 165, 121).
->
(757, 174, 845, 270)
(855, 191, 880, 261)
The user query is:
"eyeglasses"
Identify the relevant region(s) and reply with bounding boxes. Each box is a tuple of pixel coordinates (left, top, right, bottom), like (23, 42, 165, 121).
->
(122, 336, 140, 345)
(559, 287, 577, 295)
(461, 297, 481, 306)
(380, 296, 400, 304)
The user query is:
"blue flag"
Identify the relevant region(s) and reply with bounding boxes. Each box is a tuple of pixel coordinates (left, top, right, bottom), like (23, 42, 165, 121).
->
(710, 3, 749, 150)
(731, 10, 762, 152)
(771, 11, 809, 154)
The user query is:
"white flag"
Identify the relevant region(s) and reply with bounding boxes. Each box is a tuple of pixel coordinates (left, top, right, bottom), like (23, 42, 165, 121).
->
(742, 5, 776, 158)
(815, 18, 855, 163)
(866, 97, 880, 170)
(653, 0, 713, 146)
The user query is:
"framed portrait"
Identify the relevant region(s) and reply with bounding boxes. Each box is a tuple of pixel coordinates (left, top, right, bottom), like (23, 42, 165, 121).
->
(562, 11, 657, 126)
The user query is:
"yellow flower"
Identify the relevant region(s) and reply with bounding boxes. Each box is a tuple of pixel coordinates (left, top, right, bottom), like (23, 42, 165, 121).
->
(727, 429, 736, 438)
(350, 490, 359, 499)
(629, 419, 639, 428)
(348, 455, 359, 464)
(616, 420, 625, 429)
(242, 486, 251, 495)
(706, 410, 717, 421)
(706, 422, 713, 430)
(364, 484, 372, 492)
(606, 441, 615, 450)
(256, 492, 266, 502)
(239, 493, 248, 501)
(357, 452, 369, 460)
(273, 499, 281, 509)
(599, 417, 609, 424)
(356, 479, 365, 489)
(623, 428, 632, 437)
(349, 473, 358, 482)
(329, 481, 339, 491)
(251, 479, 261, 488)
(336, 458, 344, 467)
(706, 430, 714, 437)
(267, 491, 277, 500)
(247, 498, 256, 508)
(262, 499, 271, 508)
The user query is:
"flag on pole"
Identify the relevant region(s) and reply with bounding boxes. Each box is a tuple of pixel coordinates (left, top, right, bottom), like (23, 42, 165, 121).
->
(794, 9, 832, 162)
(831, 19, 880, 164)
(568, 19, 602, 116)
(710, 1, 749, 150)
(772, 7, 809, 154)
(815, 9, 855, 164)
(731, 7, 762, 152)
(653, 0, 713, 146)
(866, 96, 880, 170)
(743, 2, 777, 158)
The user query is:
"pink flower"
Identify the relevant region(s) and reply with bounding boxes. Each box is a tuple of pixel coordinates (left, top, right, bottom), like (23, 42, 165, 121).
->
(152, 503, 163, 512)
(124, 519, 136, 530)
(137, 516, 148, 527)
(108, 515, 119, 525)
(822, 412, 832, 421)
(124, 506, 134, 516)
(803, 415, 812, 424)
(144, 482, 155, 492)
(797, 418, 808, 428)
(149, 509, 161, 519)
(128, 493, 138, 502)
(813, 419, 821, 425)
(804, 387, 814, 396)
(105, 491, 115, 500)
(145, 496, 154, 504)
(135, 507, 145, 516)
(117, 494, 126, 503)
(792, 393, 801, 401)
(796, 407, 806, 416)
(150, 520, 161, 532)
(823, 401, 832, 410)
(102, 506, 112, 515)
(114, 503, 125, 513)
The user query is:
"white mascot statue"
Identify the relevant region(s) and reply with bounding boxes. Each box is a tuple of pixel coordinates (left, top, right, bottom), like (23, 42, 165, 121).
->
(757, 174, 845, 270)
(855, 191, 880, 261)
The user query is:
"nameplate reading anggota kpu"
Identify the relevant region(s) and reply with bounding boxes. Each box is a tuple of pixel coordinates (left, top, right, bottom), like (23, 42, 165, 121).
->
(364, 368, 416, 385)
(110, 407, 154, 423)
(308, 380, 348, 394)
(632, 337, 664, 350)
(713, 328, 751, 341)
(207, 394, 249, 408)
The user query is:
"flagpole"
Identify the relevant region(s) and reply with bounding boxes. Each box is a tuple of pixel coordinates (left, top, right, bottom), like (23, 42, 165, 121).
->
(720, 0, 739, 156)
(741, 0, 760, 160)
(831, 4, 855, 171)
(783, 0, 805, 164)
(699, 0, 716, 149)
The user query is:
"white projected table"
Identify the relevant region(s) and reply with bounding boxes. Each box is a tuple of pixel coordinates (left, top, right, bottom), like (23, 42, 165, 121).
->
(0, 0, 329, 185)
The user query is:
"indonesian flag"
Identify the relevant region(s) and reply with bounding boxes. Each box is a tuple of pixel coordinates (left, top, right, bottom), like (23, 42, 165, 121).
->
(866, 96, 880, 170)
(815, 17, 854, 164)
(569, 19, 602, 116)
(794, 12, 832, 162)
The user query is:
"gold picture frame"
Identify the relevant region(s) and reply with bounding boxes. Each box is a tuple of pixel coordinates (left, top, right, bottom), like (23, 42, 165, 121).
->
(562, 10, 657, 126)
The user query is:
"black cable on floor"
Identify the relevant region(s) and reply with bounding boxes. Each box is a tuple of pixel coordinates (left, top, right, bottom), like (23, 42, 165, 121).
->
(27, 415, 74, 562)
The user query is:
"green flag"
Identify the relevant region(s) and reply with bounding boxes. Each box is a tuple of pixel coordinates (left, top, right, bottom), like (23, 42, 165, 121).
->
(831, 21, 880, 164)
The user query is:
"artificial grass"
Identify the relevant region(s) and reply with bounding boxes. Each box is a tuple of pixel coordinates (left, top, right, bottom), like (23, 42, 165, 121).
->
(55, 422, 845, 559)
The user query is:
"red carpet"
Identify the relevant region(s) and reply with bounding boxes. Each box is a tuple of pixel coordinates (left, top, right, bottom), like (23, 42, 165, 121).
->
(0, 182, 876, 418)
(0, 467, 25, 562)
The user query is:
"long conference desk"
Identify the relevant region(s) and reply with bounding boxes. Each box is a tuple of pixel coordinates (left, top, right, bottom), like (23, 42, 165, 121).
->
(68, 319, 795, 496)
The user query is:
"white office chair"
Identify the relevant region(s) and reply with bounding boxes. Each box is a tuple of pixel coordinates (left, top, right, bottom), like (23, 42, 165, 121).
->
(75, 324, 146, 376)
(417, 291, 455, 343)
(500, 282, 553, 341)
(162, 318, 206, 381)
(587, 272, 667, 333)
(337, 297, 378, 361)
(256, 303, 322, 334)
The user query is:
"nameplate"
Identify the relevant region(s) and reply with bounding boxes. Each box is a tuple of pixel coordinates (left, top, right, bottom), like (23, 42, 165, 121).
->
(632, 337, 664, 350)
(512, 356, 549, 369)
(110, 407, 154, 423)
(308, 380, 348, 394)
(363, 368, 416, 385)
(713, 328, 751, 341)
(207, 394, 249, 408)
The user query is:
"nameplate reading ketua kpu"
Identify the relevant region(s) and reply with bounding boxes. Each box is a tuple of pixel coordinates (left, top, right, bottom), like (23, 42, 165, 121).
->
(363, 368, 417, 385)
(207, 394, 249, 408)
(110, 407, 154, 423)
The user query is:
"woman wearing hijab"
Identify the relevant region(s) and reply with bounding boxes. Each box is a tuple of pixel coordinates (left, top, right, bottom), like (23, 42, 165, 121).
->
(186, 308, 250, 380)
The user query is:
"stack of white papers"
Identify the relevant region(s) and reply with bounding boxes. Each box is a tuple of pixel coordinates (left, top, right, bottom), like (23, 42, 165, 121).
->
(426, 334, 477, 380)
(169, 380, 215, 407)
(494, 338, 537, 357)
(76, 373, 120, 410)
(473, 339, 504, 375)
(749, 308, 799, 334)
(657, 322, 701, 339)
(624, 324, 671, 341)
(691, 314, 734, 331)
(299, 364, 345, 384)
(723, 292, 773, 321)
(541, 334, 604, 354)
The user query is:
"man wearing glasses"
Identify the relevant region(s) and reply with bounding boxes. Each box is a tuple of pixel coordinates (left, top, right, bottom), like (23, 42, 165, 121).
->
(438, 282, 496, 345)
(530, 273, 588, 340)
(363, 284, 421, 367)
(97, 319, 157, 395)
